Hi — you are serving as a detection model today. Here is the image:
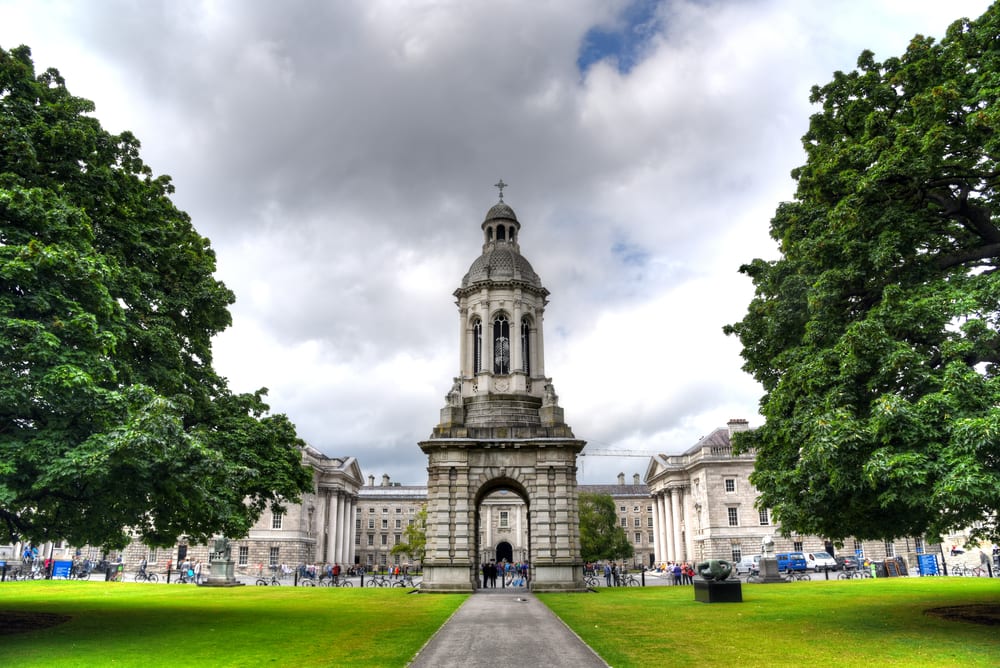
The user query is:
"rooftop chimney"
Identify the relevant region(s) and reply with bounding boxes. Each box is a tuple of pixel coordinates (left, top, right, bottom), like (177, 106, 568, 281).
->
(368, 475, 375, 486)
(617, 472, 625, 485)
(728, 418, 750, 437)
(633, 473, 640, 485)
(381, 474, 390, 487)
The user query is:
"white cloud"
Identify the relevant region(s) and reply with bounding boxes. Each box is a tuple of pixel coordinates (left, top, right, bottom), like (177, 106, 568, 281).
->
(1, 0, 993, 484)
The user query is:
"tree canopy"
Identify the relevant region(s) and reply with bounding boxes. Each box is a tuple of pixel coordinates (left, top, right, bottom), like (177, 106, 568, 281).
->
(578, 492, 633, 562)
(725, 5, 1000, 545)
(0, 45, 313, 550)
(390, 505, 426, 565)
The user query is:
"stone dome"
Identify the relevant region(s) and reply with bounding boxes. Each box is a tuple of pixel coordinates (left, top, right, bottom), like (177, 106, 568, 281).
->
(485, 202, 518, 223)
(461, 244, 541, 288)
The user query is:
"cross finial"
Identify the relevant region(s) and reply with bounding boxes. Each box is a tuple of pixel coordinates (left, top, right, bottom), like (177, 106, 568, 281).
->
(494, 179, 508, 202)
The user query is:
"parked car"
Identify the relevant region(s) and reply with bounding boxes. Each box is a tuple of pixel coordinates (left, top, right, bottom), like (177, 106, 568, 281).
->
(735, 555, 760, 575)
(805, 551, 837, 571)
(836, 554, 861, 571)
(775, 551, 808, 572)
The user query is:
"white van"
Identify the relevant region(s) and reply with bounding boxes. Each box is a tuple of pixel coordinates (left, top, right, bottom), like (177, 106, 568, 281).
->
(805, 551, 837, 571)
(735, 555, 760, 575)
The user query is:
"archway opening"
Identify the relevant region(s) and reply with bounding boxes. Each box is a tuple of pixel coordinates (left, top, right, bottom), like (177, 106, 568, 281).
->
(496, 541, 513, 563)
(474, 478, 530, 590)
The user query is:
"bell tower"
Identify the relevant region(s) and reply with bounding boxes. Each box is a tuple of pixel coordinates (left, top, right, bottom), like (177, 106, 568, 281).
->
(419, 183, 586, 592)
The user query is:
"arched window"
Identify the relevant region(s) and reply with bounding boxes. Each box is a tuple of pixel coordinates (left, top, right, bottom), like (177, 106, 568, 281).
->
(472, 318, 482, 373)
(496, 225, 506, 241)
(521, 317, 531, 375)
(493, 313, 510, 375)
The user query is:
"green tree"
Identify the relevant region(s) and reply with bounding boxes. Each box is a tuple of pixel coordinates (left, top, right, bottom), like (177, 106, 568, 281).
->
(725, 4, 1000, 545)
(390, 506, 427, 566)
(578, 492, 633, 562)
(0, 45, 313, 550)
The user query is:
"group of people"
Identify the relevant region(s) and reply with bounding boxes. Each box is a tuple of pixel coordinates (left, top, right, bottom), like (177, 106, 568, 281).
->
(164, 557, 203, 583)
(653, 561, 696, 585)
(481, 560, 529, 587)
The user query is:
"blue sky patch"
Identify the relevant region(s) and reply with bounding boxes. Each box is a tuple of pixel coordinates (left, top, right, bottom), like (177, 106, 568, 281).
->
(577, 0, 662, 75)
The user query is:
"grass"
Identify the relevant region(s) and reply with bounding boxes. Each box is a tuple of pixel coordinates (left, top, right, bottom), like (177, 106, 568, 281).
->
(2, 577, 998, 667)
(0, 580, 465, 667)
(538, 577, 1000, 667)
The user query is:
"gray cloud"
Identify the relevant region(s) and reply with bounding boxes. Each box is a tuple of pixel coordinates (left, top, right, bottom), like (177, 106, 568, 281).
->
(2, 0, 992, 484)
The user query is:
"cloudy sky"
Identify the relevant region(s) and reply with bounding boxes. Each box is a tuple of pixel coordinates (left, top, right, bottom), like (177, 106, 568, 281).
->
(1, 0, 992, 485)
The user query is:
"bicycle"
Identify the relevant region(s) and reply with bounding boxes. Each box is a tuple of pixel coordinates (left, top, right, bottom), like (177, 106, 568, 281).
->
(746, 572, 762, 583)
(392, 574, 418, 588)
(837, 568, 871, 580)
(783, 570, 811, 582)
(620, 573, 641, 586)
(948, 563, 969, 576)
(366, 573, 390, 587)
(584, 574, 600, 588)
(134, 570, 159, 583)
(255, 574, 282, 586)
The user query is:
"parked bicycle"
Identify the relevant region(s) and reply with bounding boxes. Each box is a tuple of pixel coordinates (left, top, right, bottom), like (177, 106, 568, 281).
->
(366, 573, 390, 587)
(620, 572, 641, 586)
(392, 574, 418, 588)
(783, 570, 811, 582)
(584, 574, 601, 588)
(134, 570, 159, 583)
(836, 568, 871, 580)
(255, 574, 282, 586)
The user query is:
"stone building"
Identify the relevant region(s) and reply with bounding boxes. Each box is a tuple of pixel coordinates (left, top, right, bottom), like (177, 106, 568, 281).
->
(418, 191, 587, 592)
(579, 473, 655, 569)
(645, 419, 935, 566)
(355, 474, 427, 570)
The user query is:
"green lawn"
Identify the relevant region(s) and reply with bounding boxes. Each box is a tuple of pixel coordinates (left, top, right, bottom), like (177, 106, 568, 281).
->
(2, 577, 998, 667)
(539, 577, 1000, 667)
(0, 581, 465, 667)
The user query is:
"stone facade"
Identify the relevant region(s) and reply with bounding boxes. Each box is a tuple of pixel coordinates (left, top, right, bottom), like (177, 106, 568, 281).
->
(645, 419, 936, 567)
(579, 473, 655, 569)
(419, 197, 587, 592)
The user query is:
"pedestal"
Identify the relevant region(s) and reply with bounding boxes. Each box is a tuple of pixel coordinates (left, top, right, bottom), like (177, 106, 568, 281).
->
(199, 559, 244, 587)
(758, 557, 785, 583)
(693, 578, 743, 603)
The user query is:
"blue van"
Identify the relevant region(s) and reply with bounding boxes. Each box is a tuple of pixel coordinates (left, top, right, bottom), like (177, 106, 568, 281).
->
(776, 552, 808, 572)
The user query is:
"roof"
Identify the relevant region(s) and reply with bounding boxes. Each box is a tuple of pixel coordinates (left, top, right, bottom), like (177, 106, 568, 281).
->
(578, 484, 650, 497)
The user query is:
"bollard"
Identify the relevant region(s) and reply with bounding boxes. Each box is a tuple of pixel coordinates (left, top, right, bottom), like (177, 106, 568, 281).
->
(166, 567, 171, 584)
(641, 569, 645, 587)
(824, 567, 829, 580)
(294, 571, 298, 586)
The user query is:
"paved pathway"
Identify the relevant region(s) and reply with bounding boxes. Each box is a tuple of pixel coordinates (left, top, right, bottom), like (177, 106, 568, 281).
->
(408, 590, 608, 668)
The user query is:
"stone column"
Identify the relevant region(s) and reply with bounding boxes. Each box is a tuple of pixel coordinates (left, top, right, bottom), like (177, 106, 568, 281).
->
(662, 492, 674, 562)
(670, 487, 683, 562)
(459, 307, 469, 377)
(512, 298, 522, 374)
(327, 491, 340, 563)
(535, 311, 546, 377)
(346, 498, 357, 566)
(683, 488, 695, 563)
(651, 494, 662, 563)
(336, 496, 348, 564)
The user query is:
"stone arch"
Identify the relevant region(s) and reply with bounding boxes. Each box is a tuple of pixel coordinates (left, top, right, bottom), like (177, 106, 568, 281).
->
(419, 443, 586, 592)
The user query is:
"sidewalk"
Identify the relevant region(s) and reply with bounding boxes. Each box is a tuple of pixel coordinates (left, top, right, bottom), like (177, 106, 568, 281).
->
(408, 590, 608, 668)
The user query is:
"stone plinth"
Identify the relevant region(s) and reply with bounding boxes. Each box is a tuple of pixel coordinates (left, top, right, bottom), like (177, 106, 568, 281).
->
(694, 578, 743, 603)
(758, 557, 785, 583)
(199, 559, 244, 587)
